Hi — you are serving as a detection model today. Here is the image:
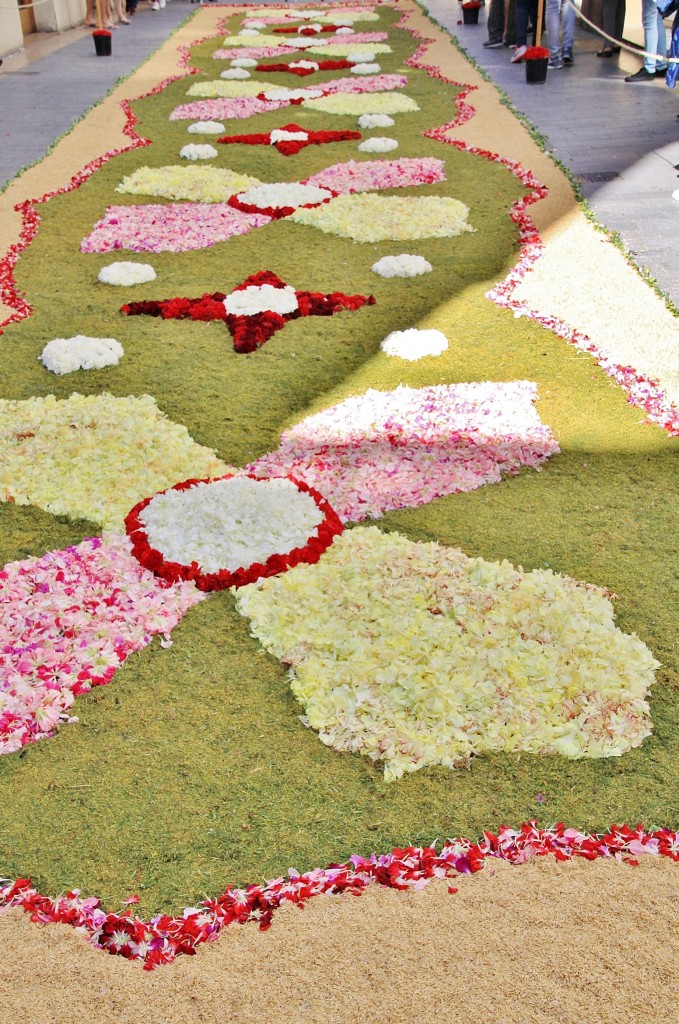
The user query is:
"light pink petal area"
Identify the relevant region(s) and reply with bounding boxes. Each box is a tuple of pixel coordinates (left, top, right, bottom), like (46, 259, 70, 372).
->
(304, 157, 446, 193)
(249, 382, 559, 523)
(81, 204, 271, 254)
(311, 73, 406, 95)
(170, 96, 288, 121)
(213, 46, 297, 60)
(0, 534, 204, 754)
(316, 31, 388, 44)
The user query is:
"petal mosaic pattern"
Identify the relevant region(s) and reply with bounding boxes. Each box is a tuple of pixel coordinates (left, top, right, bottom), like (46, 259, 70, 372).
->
(249, 382, 559, 522)
(0, 394, 229, 528)
(0, 535, 204, 753)
(238, 527, 658, 780)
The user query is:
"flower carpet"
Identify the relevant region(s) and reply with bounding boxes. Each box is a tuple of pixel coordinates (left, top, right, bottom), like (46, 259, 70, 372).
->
(0, 0, 678, 996)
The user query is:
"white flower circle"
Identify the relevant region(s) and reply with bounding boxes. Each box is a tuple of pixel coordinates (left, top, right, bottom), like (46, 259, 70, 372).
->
(220, 67, 251, 80)
(358, 137, 399, 153)
(139, 476, 325, 574)
(371, 255, 433, 278)
(224, 283, 299, 317)
(97, 261, 156, 286)
(358, 113, 396, 129)
(179, 143, 218, 161)
(40, 336, 124, 374)
(187, 120, 226, 134)
(350, 62, 381, 74)
(380, 328, 448, 361)
(230, 57, 257, 68)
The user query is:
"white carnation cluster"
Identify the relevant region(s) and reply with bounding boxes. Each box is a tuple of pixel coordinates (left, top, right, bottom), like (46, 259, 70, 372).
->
(335, 26, 354, 34)
(358, 137, 398, 153)
(179, 143, 218, 161)
(220, 67, 251, 79)
(40, 336, 124, 375)
(347, 50, 376, 63)
(358, 113, 396, 129)
(242, 18, 266, 28)
(380, 328, 448, 361)
(97, 261, 156, 286)
(140, 476, 324, 574)
(237, 181, 333, 210)
(261, 87, 323, 102)
(187, 120, 226, 134)
(289, 59, 319, 70)
(231, 57, 257, 68)
(224, 283, 299, 317)
(238, 27, 260, 36)
(371, 254, 433, 278)
(350, 62, 381, 74)
(270, 129, 309, 144)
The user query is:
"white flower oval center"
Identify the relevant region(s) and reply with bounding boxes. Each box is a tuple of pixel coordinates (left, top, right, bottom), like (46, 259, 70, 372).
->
(140, 477, 324, 574)
(224, 283, 299, 317)
(237, 181, 333, 209)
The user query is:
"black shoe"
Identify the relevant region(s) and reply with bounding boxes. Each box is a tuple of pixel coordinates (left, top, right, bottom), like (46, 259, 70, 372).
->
(625, 67, 656, 82)
(562, 48, 573, 64)
(656, 65, 668, 76)
(483, 39, 503, 47)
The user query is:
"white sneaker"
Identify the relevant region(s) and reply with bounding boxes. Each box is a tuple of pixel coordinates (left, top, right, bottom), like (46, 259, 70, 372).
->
(158, 0, 165, 7)
(150, 1, 159, 9)
(511, 44, 527, 63)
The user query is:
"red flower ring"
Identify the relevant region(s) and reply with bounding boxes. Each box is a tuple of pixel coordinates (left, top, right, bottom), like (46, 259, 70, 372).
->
(124, 472, 344, 592)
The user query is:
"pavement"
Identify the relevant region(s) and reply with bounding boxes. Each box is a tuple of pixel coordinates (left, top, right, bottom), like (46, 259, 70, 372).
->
(2, 0, 679, 303)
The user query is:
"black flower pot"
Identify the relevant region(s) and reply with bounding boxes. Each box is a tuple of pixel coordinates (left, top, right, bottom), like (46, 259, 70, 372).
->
(93, 30, 112, 57)
(525, 57, 548, 83)
(462, 6, 480, 23)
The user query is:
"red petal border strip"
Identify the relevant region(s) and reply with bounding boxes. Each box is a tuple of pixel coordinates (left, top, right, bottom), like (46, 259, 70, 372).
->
(2, 822, 677, 970)
(124, 472, 344, 592)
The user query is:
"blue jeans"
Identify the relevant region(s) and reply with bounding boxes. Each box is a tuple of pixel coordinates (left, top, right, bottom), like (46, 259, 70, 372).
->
(642, 0, 667, 71)
(515, 0, 538, 47)
(546, 0, 575, 58)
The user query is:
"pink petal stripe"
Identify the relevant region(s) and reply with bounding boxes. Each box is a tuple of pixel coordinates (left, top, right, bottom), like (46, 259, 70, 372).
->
(0, 534, 204, 753)
(249, 382, 559, 523)
(81, 204, 272, 254)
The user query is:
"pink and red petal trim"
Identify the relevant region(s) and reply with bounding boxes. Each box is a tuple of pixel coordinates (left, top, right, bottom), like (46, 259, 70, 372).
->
(124, 472, 344, 592)
(2, 822, 677, 970)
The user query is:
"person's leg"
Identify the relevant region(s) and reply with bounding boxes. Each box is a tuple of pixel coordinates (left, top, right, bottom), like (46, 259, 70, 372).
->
(485, 0, 505, 44)
(546, 0, 561, 60)
(599, 0, 620, 53)
(656, 8, 668, 67)
(513, 0, 530, 51)
(642, 0, 660, 71)
(504, 0, 516, 44)
(561, 0, 575, 54)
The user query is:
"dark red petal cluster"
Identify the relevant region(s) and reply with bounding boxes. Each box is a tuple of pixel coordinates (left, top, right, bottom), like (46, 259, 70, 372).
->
(256, 59, 352, 76)
(272, 23, 340, 34)
(120, 271, 374, 354)
(218, 124, 360, 157)
(124, 472, 344, 592)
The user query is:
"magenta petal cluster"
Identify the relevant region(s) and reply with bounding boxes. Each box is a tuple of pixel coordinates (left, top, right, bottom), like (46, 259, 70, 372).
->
(0, 535, 204, 754)
(81, 203, 272, 254)
(303, 157, 446, 193)
(249, 381, 559, 523)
